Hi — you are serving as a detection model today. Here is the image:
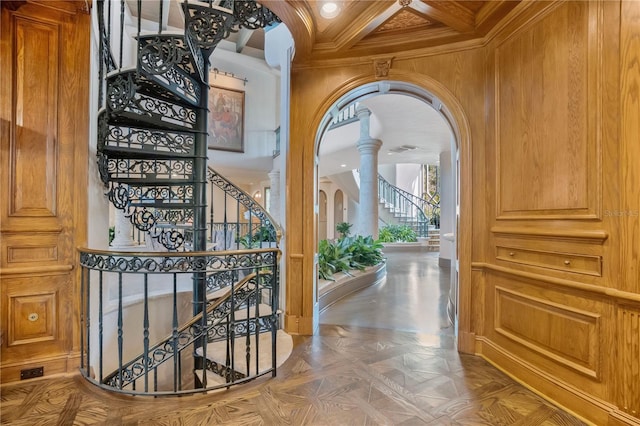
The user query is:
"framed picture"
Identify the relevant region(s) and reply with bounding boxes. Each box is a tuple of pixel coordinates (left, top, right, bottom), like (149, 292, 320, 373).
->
(208, 86, 244, 152)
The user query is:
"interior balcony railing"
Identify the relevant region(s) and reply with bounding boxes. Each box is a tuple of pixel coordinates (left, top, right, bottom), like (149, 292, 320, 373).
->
(79, 247, 280, 396)
(328, 102, 360, 130)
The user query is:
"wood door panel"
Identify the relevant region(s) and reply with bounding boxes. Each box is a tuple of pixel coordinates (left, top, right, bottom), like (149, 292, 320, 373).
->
(495, 285, 600, 378)
(2, 274, 71, 357)
(496, 246, 602, 277)
(617, 306, 640, 418)
(485, 271, 611, 398)
(9, 15, 59, 219)
(8, 292, 57, 346)
(0, 2, 89, 381)
(495, 1, 601, 220)
(1, 232, 61, 268)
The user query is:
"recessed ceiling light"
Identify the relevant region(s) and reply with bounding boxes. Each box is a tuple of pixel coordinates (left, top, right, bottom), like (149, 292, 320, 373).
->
(340, 164, 347, 167)
(320, 2, 340, 19)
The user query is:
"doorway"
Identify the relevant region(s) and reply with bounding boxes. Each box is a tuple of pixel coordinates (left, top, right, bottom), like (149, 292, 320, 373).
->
(313, 80, 466, 342)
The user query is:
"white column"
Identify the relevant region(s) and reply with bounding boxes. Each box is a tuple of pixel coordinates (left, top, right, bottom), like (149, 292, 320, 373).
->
(356, 106, 382, 238)
(268, 169, 280, 223)
(110, 208, 136, 248)
(265, 25, 294, 321)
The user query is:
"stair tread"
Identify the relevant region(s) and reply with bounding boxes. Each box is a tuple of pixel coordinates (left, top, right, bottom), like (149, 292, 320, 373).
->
(195, 330, 292, 377)
(101, 146, 195, 160)
(232, 304, 273, 321)
(193, 369, 229, 392)
(194, 369, 227, 386)
(109, 111, 198, 133)
(107, 68, 199, 109)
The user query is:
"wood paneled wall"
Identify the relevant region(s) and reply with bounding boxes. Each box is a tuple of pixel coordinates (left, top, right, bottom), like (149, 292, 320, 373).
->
(0, 1, 89, 382)
(271, 0, 640, 423)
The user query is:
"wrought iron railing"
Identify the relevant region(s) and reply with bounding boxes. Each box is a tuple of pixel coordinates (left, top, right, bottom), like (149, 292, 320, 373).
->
(377, 174, 436, 237)
(379, 175, 440, 228)
(79, 247, 280, 396)
(92, 0, 283, 398)
(207, 167, 281, 251)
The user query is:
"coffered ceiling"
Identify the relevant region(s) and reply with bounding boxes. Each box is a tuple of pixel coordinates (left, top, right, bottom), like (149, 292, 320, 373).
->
(265, 0, 520, 63)
(128, 1, 519, 63)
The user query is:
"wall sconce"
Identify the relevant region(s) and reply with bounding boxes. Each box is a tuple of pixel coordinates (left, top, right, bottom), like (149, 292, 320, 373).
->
(253, 191, 262, 199)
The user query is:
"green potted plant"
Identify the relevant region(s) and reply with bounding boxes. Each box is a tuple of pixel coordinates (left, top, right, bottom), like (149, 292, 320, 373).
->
(239, 225, 277, 248)
(335, 222, 352, 239)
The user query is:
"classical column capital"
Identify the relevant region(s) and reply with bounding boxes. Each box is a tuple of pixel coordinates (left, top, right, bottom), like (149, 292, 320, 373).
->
(268, 169, 280, 179)
(355, 105, 371, 119)
(357, 138, 383, 154)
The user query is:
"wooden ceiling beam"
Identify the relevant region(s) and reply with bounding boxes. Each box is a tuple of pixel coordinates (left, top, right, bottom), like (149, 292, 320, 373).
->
(410, 0, 475, 33)
(475, 0, 520, 34)
(328, 0, 400, 51)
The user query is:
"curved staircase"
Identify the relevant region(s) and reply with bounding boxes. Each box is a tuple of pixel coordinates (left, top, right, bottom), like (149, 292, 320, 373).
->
(377, 174, 439, 238)
(80, 0, 284, 396)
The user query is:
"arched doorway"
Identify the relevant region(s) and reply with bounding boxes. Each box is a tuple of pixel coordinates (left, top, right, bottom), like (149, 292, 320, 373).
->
(310, 79, 472, 351)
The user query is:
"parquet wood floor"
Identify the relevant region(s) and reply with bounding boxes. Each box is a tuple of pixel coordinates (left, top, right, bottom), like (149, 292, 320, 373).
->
(0, 252, 587, 425)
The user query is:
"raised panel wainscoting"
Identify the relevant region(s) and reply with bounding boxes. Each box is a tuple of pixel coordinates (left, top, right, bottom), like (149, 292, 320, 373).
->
(0, 1, 89, 381)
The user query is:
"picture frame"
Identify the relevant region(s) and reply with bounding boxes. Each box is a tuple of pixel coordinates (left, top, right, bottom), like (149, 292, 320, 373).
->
(208, 85, 244, 152)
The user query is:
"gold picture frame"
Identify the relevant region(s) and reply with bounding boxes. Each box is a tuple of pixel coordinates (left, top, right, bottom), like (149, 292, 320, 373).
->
(208, 85, 244, 152)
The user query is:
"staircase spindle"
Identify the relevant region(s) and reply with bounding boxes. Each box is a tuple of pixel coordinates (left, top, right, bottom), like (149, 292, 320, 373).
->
(119, 0, 125, 70)
(117, 272, 124, 389)
(98, 270, 103, 382)
(172, 272, 179, 392)
(158, 0, 164, 34)
(143, 273, 150, 392)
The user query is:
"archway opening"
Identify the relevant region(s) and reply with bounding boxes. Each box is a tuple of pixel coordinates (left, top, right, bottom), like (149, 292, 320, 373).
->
(313, 80, 468, 344)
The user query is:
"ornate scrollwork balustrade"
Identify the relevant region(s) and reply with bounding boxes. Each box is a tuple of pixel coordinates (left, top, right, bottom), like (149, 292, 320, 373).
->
(79, 247, 279, 396)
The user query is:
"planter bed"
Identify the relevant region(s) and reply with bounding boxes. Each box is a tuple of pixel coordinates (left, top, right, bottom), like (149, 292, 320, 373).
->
(318, 262, 386, 312)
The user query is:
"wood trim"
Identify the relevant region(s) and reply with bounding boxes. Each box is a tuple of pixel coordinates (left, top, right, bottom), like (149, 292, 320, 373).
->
(0, 1, 89, 380)
(283, 314, 314, 335)
(495, 246, 602, 277)
(0, 264, 73, 276)
(292, 38, 486, 71)
(494, 286, 601, 379)
(472, 262, 640, 306)
(493, 1, 604, 221)
(491, 226, 608, 244)
(617, 306, 640, 419)
(0, 352, 81, 384)
(26, 0, 89, 15)
(476, 336, 615, 426)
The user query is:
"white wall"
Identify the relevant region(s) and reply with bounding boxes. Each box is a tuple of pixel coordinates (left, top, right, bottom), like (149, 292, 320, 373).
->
(88, 5, 111, 250)
(439, 150, 453, 261)
(395, 163, 422, 195)
(207, 50, 280, 171)
(378, 164, 396, 185)
(347, 198, 359, 231)
(318, 181, 350, 240)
